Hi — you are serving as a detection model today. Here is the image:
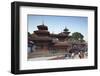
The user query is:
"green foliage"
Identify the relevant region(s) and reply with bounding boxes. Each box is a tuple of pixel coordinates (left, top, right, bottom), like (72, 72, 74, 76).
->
(72, 32, 84, 41)
(28, 32, 31, 37)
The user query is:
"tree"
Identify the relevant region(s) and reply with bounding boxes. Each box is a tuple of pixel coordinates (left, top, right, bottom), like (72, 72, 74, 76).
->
(79, 33, 84, 40)
(28, 32, 31, 37)
(72, 32, 84, 41)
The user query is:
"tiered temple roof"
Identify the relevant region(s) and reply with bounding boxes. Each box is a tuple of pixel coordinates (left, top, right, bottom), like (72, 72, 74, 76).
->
(30, 23, 71, 51)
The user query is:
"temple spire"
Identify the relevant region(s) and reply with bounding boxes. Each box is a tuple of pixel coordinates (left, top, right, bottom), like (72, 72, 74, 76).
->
(42, 20, 44, 26)
(64, 26, 69, 32)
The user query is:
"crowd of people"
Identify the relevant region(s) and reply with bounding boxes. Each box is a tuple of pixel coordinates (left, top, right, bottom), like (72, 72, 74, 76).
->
(64, 44, 88, 59)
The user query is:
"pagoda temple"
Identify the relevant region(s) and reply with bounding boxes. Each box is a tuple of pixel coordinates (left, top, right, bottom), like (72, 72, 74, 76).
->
(28, 23, 88, 59)
(32, 23, 52, 51)
(53, 32, 71, 52)
(30, 23, 71, 53)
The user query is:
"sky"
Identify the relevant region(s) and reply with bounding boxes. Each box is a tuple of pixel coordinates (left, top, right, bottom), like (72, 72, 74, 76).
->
(27, 15, 88, 41)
